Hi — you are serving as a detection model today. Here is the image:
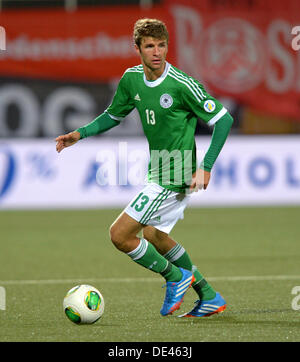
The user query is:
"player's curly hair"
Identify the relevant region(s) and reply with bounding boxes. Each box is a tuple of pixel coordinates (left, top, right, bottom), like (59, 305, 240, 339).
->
(133, 18, 169, 48)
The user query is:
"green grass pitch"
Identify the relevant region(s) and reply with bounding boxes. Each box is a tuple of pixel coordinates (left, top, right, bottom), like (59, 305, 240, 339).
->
(0, 207, 299, 342)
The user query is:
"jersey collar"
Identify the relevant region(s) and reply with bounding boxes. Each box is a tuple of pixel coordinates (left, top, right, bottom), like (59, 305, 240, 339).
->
(143, 62, 170, 88)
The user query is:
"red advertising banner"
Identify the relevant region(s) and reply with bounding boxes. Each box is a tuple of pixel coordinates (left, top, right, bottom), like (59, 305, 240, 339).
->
(166, 0, 300, 119)
(0, 6, 175, 82)
(0, 1, 300, 119)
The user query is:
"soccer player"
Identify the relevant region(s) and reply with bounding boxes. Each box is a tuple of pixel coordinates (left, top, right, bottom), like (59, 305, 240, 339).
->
(56, 18, 233, 317)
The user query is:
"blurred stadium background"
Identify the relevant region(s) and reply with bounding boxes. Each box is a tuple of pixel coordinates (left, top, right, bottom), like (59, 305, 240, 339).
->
(0, 0, 299, 209)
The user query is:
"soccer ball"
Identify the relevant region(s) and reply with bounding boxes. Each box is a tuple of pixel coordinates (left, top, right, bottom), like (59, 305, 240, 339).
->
(63, 284, 105, 324)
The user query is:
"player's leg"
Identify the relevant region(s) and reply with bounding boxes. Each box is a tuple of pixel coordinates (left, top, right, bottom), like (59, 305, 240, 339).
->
(143, 225, 226, 317)
(142, 225, 176, 254)
(143, 225, 217, 301)
(109, 211, 182, 282)
(109, 203, 194, 316)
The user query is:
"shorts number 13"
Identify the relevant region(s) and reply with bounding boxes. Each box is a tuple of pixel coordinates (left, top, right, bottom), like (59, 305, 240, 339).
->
(130, 192, 150, 212)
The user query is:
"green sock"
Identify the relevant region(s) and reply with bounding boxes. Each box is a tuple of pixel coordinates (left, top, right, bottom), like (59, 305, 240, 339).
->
(127, 238, 182, 282)
(164, 243, 216, 300)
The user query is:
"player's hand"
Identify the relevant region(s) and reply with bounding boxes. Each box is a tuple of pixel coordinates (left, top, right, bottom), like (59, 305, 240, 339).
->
(55, 131, 81, 153)
(189, 168, 211, 192)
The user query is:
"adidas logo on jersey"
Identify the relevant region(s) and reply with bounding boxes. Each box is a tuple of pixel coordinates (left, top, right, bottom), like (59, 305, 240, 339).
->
(134, 93, 141, 101)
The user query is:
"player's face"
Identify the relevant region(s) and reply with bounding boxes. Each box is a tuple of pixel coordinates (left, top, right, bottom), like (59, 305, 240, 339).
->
(135, 36, 168, 74)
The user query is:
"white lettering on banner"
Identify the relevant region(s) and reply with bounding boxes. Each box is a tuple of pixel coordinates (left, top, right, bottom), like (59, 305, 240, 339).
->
(267, 20, 294, 93)
(43, 87, 96, 137)
(171, 5, 300, 93)
(0, 82, 143, 138)
(171, 5, 202, 79)
(291, 26, 300, 51)
(0, 84, 39, 137)
(0, 137, 299, 208)
(0, 33, 135, 61)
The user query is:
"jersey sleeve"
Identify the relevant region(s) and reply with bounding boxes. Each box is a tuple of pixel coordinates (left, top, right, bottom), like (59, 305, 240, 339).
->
(105, 72, 135, 121)
(182, 76, 227, 126)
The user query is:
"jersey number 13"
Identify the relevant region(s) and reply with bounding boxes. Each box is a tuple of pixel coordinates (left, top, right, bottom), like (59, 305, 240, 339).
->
(145, 109, 156, 125)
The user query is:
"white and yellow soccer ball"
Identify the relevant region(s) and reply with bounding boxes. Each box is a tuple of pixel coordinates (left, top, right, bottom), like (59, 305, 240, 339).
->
(63, 284, 105, 324)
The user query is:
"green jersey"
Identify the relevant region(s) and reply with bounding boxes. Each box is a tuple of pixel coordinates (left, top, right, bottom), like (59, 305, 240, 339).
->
(106, 62, 228, 193)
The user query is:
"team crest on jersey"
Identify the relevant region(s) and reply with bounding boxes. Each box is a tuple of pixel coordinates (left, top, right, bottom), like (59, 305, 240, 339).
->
(204, 100, 216, 113)
(160, 94, 173, 109)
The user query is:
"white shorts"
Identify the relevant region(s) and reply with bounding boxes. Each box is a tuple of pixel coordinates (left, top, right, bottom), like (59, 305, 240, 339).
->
(124, 183, 190, 234)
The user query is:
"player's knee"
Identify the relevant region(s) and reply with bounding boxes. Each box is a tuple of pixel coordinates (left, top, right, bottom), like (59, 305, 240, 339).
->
(109, 224, 133, 253)
(109, 224, 123, 249)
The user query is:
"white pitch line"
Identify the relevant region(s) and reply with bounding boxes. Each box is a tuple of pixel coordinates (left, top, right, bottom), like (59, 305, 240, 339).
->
(0, 275, 299, 286)
(0, 278, 159, 286)
(208, 275, 300, 282)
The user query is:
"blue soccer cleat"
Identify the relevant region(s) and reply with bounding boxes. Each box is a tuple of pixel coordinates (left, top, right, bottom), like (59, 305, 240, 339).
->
(178, 292, 226, 317)
(160, 268, 195, 316)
